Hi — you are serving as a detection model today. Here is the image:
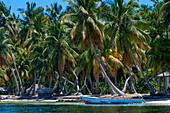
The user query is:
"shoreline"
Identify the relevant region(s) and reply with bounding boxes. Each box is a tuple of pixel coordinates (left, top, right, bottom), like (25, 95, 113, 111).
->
(1, 95, 170, 105)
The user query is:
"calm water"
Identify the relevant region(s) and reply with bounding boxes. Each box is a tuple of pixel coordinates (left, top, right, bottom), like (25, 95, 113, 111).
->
(0, 102, 170, 113)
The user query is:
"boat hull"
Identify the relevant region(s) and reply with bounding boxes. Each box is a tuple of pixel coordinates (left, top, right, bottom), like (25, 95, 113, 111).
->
(81, 96, 143, 104)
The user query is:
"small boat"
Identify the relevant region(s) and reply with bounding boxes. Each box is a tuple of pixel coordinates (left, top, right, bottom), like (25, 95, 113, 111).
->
(37, 87, 54, 97)
(81, 95, 143, 104)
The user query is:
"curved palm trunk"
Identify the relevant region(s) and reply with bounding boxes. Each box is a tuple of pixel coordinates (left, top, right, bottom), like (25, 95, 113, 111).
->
(71, 69, 81, 94)
(53, 71, 60, 90)
(80, 76, 92, 95)
(130, 78, 137, 94)
(54, 71, 67, 95)
(5, 60, 20, 96)
(129, 47, 155, 95)
(92, 45, 125, 96)
(12, 54, 24, 95)
(96, 45, 117, 95)
(122, 65, 132, 92)
(25, 73, 39, 96)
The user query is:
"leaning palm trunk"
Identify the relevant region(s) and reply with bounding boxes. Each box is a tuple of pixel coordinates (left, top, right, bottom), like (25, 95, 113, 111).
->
(5, 60, 20, 96)
(129, 47, 155, 95)
(32, 72, 36, 95)
(12, 54, 24, 95)
(80, 76, 92, 95)
(25, 73, 39, 96)
(53, 71, 60, 90)
(92, 45, 125, 96)
(68, 67, 81, 95)
(72, 70, 80, 93)
(130, 78, 137, 94)
(95, 45, 118, 95)
(54, 71, 65, 95)
(122, 65, 133, 92)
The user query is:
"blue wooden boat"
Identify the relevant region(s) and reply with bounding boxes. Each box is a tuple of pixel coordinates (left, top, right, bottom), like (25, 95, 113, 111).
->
(81, 95, 143, 104)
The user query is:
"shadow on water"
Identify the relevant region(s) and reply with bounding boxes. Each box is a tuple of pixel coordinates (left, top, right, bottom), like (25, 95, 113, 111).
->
(0, 102, 170, 113)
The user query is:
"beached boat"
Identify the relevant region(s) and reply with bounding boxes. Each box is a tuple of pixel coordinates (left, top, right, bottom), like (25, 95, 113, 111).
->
(81, 95, 143, 104)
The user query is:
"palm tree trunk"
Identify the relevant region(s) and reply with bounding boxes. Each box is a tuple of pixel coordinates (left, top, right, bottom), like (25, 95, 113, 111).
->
(96, 45, 118, 95)
(53, 71, 60, 90)
(96, 46, 105, 69)
(79, 76, 92, 95)
(96, 74, 100, 94)
(129, 47, 155, 95)
(92, 45, 125, 96)
(100, 86, 107, 95)
(122, 65, 132, 92)
(63, 79, 68, 95)
(54, 71, 68, 95)
(88, 76, 95, 94)
(38, 76, 41, 88)
(130, 78, 137, 94)
(68, 82, 76, 95)
(80, 76, 87, 91)
(25, 73, 39, 96)
(32, 72, 36, 95)
(71, 69, 80, 93)
(61, 77, 67, 95)
(12, 54, 24, 95)
(5, 60, 20, 96)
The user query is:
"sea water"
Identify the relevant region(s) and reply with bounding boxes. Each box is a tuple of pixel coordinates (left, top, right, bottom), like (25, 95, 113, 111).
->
(0, 102, 170, 113)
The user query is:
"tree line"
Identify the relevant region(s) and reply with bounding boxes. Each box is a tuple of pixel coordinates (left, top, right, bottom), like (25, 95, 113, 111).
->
(0, 0, 169, 96)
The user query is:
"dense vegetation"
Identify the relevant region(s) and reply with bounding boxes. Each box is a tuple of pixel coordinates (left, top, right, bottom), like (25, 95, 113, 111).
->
(0, 0, 169, 96)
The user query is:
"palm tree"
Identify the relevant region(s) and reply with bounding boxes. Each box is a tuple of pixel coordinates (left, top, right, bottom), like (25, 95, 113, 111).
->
(104, 0, 155, 95)
(44, 22, 79, 95)
(0, 2, 10, 26)
(1, 11, 28, 95)
(0, 67, 9, 87)
(157, 0, 170, 40)
(18, 2, 45, 43)
(46, 3, 63, 22)
(0, 28, 20, 95)
(62, 0, 125, 95)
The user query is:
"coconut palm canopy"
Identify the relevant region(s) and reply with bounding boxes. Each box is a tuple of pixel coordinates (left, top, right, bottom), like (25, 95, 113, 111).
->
(0, 0, 169, 96)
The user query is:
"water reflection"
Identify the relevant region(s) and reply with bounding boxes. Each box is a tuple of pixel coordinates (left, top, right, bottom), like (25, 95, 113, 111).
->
(0, 102, 170, 113)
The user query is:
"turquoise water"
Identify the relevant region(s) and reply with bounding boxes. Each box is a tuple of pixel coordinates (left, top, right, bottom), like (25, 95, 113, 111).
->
(0, 102, 170, 113)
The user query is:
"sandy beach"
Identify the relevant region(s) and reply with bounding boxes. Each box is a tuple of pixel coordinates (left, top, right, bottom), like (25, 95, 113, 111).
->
(1, 95, 170, 105)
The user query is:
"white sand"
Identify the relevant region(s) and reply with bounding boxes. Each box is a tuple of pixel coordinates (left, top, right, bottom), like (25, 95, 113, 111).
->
(1, 95, 170, 105)
(145, 98, 170, 105)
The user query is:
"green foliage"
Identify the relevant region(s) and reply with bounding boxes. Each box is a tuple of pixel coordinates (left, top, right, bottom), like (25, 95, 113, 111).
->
(0, 0, 169, 95)
(149, 38, 170, 71)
